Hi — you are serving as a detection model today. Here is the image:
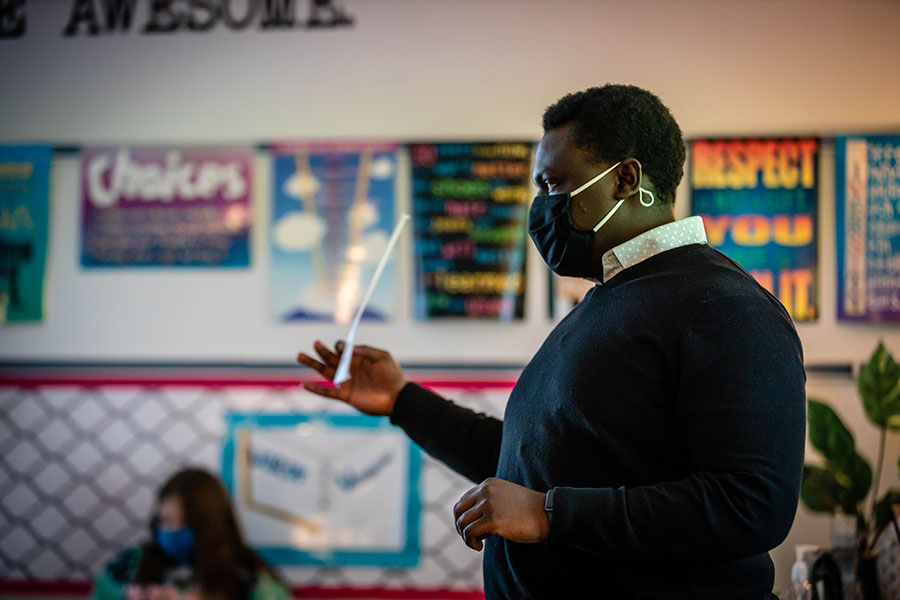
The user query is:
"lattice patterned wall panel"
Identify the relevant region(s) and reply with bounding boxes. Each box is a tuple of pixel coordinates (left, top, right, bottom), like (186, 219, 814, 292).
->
(0, 373, 513, 593)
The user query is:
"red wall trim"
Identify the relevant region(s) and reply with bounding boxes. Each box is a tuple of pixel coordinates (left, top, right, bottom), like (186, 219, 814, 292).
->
(0, 376, 516, 390)
(0, 580, 485, 599)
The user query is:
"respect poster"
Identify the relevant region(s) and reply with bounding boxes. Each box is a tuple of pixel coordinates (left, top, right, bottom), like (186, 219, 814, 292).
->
(410, 142, 533, 320)
(81, 147, 252, 267)
(836, 135, 900, 322)
(690, 138, 819, 321)
(0, 146, 52, 322)
(270, 143, 398, 323)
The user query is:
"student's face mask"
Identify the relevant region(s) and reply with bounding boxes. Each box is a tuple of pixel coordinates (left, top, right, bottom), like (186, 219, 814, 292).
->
(528, 162, 654, 277)
(155, 527, 196, 565)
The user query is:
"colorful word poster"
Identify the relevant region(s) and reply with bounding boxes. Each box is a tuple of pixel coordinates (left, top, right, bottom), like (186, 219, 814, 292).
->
(836, 135, 900, 322)
(222, 412, 422, 566)
(411, 142, 533, 320)
(0, 146, 52, 322)
(81, 147, 252, 267)
(270, 143, 397, 322)
(690, 138, 819, 321)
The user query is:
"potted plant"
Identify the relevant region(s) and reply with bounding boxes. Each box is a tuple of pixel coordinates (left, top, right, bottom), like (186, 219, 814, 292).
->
(801, 342, 900, 599)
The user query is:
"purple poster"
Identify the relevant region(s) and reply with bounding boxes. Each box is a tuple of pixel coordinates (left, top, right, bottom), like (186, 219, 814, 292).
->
(836, 135, 900, 322)
(81, 147, 252, 267)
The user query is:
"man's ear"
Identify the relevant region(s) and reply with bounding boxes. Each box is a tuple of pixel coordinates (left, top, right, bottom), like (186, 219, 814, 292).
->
(615, 159, 642, 199)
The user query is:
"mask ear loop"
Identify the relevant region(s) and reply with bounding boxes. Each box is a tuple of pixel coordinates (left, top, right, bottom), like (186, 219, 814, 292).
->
(571, 161, 621, 197)
(639, 188, 655, 207)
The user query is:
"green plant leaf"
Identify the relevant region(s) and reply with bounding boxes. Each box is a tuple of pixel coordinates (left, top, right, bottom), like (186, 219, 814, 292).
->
(807, 399, 856, 463)
(830, 451, 872, 506)
(858, 342, 900, 429)
(801, 465, 847, 513)
(873, 489, 900, 540)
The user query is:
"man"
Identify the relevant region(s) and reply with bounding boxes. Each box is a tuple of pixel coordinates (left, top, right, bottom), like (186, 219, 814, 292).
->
(298, 85, 806, 599)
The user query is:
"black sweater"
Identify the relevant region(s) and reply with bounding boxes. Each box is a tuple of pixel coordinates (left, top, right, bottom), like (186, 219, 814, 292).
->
(391, 244, 806, 599)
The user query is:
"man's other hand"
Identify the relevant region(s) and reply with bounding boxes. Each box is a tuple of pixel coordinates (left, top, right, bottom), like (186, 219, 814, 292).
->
(453, 477, 550, 551)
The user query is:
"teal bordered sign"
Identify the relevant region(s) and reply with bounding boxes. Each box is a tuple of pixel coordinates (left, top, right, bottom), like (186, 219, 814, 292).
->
(222, 412, 422, 567)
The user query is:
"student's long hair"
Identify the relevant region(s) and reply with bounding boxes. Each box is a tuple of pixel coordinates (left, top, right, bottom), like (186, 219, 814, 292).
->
(134, 468, 284, 599)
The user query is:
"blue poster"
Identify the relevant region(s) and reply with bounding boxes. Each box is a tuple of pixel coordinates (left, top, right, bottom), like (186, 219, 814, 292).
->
(221, 412, 422, 567)
(690, 138, 819, 321)
(0, 146, 52, 322)
(269, 143, 398, 322)
(836, 135, 900, 322)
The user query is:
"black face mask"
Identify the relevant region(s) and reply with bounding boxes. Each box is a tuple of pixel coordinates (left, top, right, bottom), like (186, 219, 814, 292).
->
(528, 161, 656, 278)
(527, 191, 598, 277)
(528, 161, 625, 277)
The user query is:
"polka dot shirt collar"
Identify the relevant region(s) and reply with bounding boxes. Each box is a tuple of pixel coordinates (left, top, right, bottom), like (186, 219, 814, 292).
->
(600, 216, 708, 283)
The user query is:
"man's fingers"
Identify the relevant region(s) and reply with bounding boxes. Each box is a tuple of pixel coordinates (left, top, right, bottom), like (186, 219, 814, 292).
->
(314, 340, 341, 367)
(302, 382, 344, 400)
(455, 500, 485, 536)
(297, 353, 336, 379)
(453, 487, 481, 521)
(462, 515, 492, 551)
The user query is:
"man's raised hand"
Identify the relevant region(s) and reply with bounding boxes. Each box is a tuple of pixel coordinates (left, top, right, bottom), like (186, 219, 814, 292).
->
(297, 340, 408, 417)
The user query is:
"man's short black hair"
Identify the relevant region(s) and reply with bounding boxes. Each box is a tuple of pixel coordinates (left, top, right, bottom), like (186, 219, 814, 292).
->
(542, 84, 686, 204)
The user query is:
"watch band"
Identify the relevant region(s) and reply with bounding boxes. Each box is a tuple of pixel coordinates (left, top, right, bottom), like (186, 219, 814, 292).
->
(544, 487, 555, 513)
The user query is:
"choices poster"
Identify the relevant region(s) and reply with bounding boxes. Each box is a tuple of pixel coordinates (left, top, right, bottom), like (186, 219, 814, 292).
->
(690, 138, 819, 321)
(81, 147, 253, 267)
(269, 143, 398, 322)
(836, 135, 900, 322)
(0, 146, 52, 322)
(411, 142, 533, 320)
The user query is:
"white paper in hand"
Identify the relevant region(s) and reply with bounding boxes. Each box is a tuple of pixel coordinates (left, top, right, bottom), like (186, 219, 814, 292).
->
(333, 214, 409, 385)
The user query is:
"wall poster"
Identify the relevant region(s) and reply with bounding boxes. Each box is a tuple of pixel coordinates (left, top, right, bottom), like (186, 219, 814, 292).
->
(80, 147, 253, 267)
(690, 138, 819, 321)
(836, 135, 900, 322)
(270, 142, 398, 323)
(0, 145, 52, 322)
(410, 142, 533, 320)
(222, 412, 422, 567)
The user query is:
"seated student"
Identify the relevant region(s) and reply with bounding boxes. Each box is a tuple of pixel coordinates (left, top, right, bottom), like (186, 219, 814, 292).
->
(93, 468, 289, 600)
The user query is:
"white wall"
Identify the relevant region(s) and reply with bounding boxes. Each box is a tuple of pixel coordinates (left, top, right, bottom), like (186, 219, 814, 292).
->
(2, 0, 900, 594)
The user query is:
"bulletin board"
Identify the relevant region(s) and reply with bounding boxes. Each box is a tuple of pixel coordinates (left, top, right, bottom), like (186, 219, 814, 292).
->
(0, 364, 515, 598)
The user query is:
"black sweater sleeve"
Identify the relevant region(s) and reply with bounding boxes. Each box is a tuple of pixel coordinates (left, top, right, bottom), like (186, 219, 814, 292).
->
(547, 294, 807, 560)
(389, 382, 504, 483)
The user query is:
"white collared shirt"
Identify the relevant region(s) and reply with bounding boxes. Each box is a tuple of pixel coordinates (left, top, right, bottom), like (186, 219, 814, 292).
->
(599, 216, 708, 283)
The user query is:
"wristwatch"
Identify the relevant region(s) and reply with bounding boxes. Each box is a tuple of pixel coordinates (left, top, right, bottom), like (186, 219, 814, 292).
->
(544, 487, 555, 514)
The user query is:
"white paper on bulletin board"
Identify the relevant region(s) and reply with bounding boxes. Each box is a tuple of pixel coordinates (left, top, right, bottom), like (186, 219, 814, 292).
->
(222, 412, 422, 567)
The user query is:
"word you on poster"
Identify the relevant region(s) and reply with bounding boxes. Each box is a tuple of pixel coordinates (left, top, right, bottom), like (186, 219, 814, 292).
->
(411, 142, 533, 320)
(837, 135, 900, 322)
(81, 147, 252, 268)
(690, 138, 819, 321)
(270, 143, 398, 323)
(223, 413, 421, 567)
(0, 146, 52, 322)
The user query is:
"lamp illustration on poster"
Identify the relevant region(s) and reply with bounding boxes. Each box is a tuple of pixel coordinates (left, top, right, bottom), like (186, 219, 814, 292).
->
(80, 147, 253, 267)
(0, 145, 52, 323)
(690, 138, 819, 321)
(836, 135, 900, 322)
(221, 412, 422, 567)
(270, 143, 398, 322)
(410, 142, 533, 320)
